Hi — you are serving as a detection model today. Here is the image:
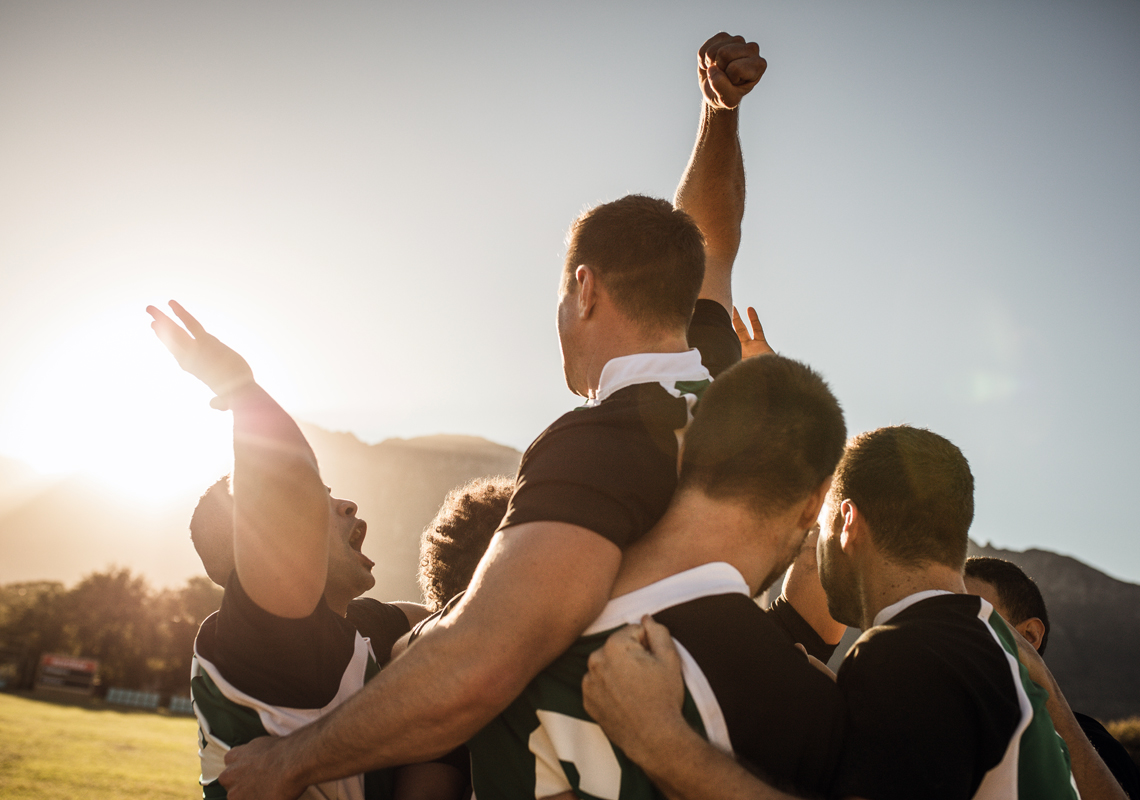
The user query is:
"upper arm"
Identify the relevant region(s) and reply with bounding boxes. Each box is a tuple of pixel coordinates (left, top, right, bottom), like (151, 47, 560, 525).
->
(230, 389, 330, 619)
(425, 521, 622, 716)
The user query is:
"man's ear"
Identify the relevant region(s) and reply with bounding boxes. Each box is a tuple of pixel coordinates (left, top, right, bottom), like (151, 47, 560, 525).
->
(1015, 617, 1047, 653)
(839, 499, 861, 553)
(576, 265, 597, 319)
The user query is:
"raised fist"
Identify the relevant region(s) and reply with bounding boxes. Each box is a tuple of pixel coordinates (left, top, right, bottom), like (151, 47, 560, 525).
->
(698, 33, 766, 110)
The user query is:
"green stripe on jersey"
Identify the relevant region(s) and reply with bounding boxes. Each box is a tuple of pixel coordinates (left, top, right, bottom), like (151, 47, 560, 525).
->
(673, 379, 711, 399)
(470, 626, 706, 800)
(987, 612, 1078, 800)
(192, 671, 269, 747)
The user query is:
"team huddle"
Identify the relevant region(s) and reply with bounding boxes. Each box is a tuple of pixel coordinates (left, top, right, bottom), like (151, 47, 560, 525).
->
(147, 32, 1132, 800)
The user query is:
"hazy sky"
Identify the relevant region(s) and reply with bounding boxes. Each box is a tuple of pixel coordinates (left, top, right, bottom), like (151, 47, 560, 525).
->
(2, 1, 1138, 582)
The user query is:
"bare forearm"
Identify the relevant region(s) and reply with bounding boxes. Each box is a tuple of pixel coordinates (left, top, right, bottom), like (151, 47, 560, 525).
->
(230, 384, 328, 616)
(636, 721, 799, 800)
(1042, 681, 1127, 800)
(279, 625, 515, 788)
(246, 523, 621, 791)
(675, 105, 744, 309)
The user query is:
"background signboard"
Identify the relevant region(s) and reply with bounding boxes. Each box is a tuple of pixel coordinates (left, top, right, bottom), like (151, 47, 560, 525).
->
(35, 653, 98, 695)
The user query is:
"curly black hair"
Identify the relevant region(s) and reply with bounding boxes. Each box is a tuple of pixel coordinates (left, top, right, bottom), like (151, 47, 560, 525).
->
(419, 476, 514, 612)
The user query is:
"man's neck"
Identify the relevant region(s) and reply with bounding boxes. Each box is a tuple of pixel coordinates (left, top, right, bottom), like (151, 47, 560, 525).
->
(612, 492, 791, 599)
(324, 590, 349, 617)
(581, 326, 690, 399)
(858, 560, 966, 630)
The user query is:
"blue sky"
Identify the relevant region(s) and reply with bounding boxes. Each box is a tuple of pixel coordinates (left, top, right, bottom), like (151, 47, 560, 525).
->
(1, 0, 1138, 582)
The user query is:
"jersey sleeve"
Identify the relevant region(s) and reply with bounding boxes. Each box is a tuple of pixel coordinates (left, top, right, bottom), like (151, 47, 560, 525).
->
(833, 632, 984, 800)
(497, 387, 683, 548)
(688, 298, 741, 378)
(345, 598, 411, 665)
(656, 594, 845, 797)
(205, 572, 358, 709)
(764, 594, 840, 664)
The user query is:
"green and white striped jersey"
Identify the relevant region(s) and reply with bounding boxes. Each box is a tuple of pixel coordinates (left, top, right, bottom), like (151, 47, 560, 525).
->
(835, 591, 1080, 800)
(468, 563, 846, 800)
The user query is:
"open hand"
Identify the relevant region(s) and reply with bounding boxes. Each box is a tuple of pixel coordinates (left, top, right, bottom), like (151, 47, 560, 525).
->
(698, 33, 766, 110)
(146, 300, 255, 410)
(733, 306, 775, 358)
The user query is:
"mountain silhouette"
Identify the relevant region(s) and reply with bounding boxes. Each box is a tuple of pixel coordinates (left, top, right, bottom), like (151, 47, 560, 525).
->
(2, 433, 1137, 719)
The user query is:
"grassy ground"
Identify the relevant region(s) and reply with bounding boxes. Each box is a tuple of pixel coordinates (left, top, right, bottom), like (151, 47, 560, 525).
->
(0, 691, 200, 800)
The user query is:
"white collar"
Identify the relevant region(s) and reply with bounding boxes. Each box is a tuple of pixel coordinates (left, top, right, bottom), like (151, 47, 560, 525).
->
(872, 589, 954, 627)
(585, 562, 749, 635)
(586, 349, 710, 406)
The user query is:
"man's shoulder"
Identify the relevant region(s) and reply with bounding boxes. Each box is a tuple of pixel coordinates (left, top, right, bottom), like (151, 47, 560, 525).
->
(345, 598, 412, 664)
(658, 592, 845, 796)
(840, 593, 1021, 708)
(852, 593, 989, 650)
(534, 382, 690, 439)
(659, 592, 840, 695)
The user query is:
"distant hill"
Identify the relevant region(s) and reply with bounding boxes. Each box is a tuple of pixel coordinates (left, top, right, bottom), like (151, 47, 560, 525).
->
(0, 428, 521, 601)
(3, 440, 1137, 719)
(297, 424, 521, 602)
(968, 540, 1140, 722)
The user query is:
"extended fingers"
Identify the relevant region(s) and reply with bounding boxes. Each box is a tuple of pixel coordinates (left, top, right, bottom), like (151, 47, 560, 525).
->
(169, 299, 208, 339)
(746, 307, 767, 340)
(147, 305, 193, 355)
(732, 306, 750, 342)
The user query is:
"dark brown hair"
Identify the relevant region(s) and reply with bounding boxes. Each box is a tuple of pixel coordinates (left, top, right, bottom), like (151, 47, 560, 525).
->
(564, 195, 705, 333)
(189, 475, 235, 587)
(965, 556, 1051, 654)
(830, 426, 974, 569)
(678, 355, 846, 514)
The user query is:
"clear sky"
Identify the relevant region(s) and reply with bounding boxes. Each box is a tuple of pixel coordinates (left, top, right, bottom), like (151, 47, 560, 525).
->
(1, 1, 1138, 581)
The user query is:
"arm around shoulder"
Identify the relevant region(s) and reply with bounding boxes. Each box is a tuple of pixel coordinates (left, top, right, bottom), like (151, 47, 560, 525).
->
(220, 521, 622, 797)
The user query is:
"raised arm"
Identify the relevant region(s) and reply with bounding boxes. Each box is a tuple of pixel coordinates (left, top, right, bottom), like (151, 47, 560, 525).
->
(675, 33, 766, 314)
(1011, 628, 1128, 800)
(218, 521, 622, 799)
(582, 618, 801, 800)
(148, 301, 329, 619)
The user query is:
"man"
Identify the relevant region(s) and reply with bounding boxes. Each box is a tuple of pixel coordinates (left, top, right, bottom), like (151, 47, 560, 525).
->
(169, 336, 517, 800)
(467, 354, 848, 800)
(218, 32, 767, 800)
(149, 300, 422, 800)
(964, 557, 1140, 799)
(583, 426, 1122, 799)
(186, 475, 422, 799)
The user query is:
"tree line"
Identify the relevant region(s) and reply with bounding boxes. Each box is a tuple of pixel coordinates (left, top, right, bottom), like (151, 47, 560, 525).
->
(0, 568, 222, 699)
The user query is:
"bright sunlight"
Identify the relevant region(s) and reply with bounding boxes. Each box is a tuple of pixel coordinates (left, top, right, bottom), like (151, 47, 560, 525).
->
(0, 305, 233, 503)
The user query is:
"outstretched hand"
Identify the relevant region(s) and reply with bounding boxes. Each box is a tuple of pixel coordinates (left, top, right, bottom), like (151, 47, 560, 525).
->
(733, 306, 775, 358)
(147, 300, 255, 410)
(698, 33, 766, 111)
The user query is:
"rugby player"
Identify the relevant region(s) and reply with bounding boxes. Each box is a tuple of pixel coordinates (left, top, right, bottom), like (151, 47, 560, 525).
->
(217, 32, 768, 800)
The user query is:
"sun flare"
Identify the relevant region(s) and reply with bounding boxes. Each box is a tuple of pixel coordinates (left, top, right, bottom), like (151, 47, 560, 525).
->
(0, 307, 234, 503)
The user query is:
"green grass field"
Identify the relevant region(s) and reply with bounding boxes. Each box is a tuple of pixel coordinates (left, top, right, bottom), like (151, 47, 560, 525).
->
(0, 691, 200, 799)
